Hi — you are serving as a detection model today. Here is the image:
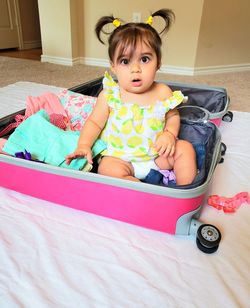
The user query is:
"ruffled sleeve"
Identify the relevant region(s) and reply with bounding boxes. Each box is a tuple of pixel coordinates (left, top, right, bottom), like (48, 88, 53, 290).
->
(163, 90, 187, 109)
(102, 72, 121, 108)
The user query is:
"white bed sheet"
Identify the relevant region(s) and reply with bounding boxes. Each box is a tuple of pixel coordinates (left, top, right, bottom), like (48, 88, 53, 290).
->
(0, 87, 250, 307)
(0, 82, 64, 118)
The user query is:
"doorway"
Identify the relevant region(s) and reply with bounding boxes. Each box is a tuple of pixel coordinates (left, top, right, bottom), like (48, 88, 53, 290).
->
(0, 0, 42, 59)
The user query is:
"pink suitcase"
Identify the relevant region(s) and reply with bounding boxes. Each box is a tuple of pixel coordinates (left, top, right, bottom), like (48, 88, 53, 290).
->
(0, 79, 226, 253)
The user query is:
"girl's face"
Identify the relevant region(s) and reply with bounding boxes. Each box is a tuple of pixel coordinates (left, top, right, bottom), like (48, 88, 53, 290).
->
(111, 41, 159, 94)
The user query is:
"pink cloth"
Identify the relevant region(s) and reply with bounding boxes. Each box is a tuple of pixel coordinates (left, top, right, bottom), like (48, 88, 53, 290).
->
(0, 138, 7, 153)
(25, 92, 71, 129)
(0, 92, 71, 138)
(25, 92, 67, 117)
(0, 114, 28, 138)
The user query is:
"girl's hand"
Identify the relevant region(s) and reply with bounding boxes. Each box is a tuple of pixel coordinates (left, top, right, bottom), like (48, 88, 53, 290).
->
(65, 145, 93, 165)
(154, 131, 176, 157)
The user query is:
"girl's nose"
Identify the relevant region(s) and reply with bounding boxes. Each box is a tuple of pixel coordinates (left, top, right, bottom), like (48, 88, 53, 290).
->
(130, 62, 141, 73)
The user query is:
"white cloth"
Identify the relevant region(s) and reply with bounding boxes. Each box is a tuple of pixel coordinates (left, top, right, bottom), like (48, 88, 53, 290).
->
(132, 159, 159, 179)
(0, 111, 249, 307)
(0, 82, 63, 119)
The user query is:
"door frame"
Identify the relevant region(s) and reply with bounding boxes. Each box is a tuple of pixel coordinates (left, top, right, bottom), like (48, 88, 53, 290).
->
(14, 0, 24, 49)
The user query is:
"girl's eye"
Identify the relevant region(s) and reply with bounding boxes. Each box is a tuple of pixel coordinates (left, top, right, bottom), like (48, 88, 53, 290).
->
(120, 58, 129, 65)
(141, 56, 150, 63)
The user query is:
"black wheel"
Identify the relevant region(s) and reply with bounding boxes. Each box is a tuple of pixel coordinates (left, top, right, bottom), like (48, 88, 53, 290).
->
(196, 224, 221, 252)
(196, 237, 219, 254)
(219, 157, 224, 164)
(222, 111, 233, 122)
(220, 142, 227, 156)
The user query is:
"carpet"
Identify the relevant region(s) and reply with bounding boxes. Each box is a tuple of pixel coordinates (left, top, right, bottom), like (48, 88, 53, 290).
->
(1, 56, 250, 112)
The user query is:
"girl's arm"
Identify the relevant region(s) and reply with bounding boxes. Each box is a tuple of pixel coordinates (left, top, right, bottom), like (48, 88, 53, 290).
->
(65, 90, 109, 164)
(164, 108, 180, 138)
(154, 83, 181, 157)
(154, 108, 180, 157)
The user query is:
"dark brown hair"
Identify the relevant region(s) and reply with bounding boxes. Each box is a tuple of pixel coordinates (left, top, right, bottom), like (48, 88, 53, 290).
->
(95, 9, 175, 67)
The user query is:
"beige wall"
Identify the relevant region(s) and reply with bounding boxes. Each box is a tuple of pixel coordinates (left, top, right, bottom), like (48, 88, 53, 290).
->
(38, 0, 72, 59)
(38, 0, 83, 62)
(195, 0, 250, 67)
(38, 0, 250, 74)
(70, 0, 84, 59)
(82, 0, 204, 68)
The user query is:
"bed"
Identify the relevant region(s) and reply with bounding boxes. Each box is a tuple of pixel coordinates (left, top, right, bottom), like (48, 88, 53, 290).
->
(0, 83, 249, 307)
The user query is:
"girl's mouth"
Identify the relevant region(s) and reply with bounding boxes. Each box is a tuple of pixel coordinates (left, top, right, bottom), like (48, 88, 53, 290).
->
(132, 79, 142, 87)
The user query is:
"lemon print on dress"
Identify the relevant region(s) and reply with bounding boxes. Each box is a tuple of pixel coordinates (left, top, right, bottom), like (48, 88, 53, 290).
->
(132, 147, 147, 158)
(148, 138, 154, 148)
(109, 135, 123, 149)
(172, 90, 184, 101)
(116, 105, 128, 120)
(148, 139, 158, 156)
(105, 71, 116, 86)
(134, 123, 144, 134)
(110, 97, 121, 108)
(147, 105, 154, 114)
(164, 90, 184, 109)
(111, 123, 119, 133)
(127, 136, 143, 148)
(147, 118, 163, 131)
(104, 88, 113, 102)
(131, 104, 143, 121)
(121, 119, 133, 135)
(112, 150, 126, 157)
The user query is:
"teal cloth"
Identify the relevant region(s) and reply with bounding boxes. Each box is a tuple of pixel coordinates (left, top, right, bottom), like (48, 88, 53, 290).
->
(3, 109, 106, 170)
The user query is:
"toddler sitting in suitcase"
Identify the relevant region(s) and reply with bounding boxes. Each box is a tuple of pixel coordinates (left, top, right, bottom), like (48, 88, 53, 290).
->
(66, 9, 197, 185)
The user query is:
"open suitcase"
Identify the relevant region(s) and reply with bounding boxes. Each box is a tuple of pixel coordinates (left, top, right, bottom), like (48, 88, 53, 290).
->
(0, 78, 229, 253)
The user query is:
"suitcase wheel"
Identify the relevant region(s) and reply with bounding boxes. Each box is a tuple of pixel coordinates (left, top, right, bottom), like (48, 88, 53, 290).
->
(219, 142, 227, 163)
(222, 111, 233, 122)
(196, 224, 221, 254)
(220, 142, 227, 156)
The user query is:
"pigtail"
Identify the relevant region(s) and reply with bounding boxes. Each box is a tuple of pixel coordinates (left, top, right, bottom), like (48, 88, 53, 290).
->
(95, 15, 119, 44)
(151, 9, 175, 35)
(95, 9, 175, 64)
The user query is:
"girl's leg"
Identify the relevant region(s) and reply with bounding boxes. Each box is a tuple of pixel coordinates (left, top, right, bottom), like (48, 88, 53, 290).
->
(173, 140, 197, 185)
(98, 156, 140, 182)
(155, 140, 197, 185)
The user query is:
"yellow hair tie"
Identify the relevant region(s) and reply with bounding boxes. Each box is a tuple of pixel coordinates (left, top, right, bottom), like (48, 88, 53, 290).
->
(113, 19, 121, 28)
(146, 15, 153, 25)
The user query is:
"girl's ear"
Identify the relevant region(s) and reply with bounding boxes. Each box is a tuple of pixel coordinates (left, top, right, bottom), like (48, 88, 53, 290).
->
(110, 61, 116, 74)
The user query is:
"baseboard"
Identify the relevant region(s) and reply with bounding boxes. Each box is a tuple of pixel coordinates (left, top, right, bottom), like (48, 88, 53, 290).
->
(160, 63, 250, 76)
(40, 55, 109, 67)
(22, 40, 42, 50)
(41, 56, 250, 75)
(41, 55, 82, 66)
(192, 63, 250, 75)
(80, 57, 110, 67)
(159, 65, 195, 76)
